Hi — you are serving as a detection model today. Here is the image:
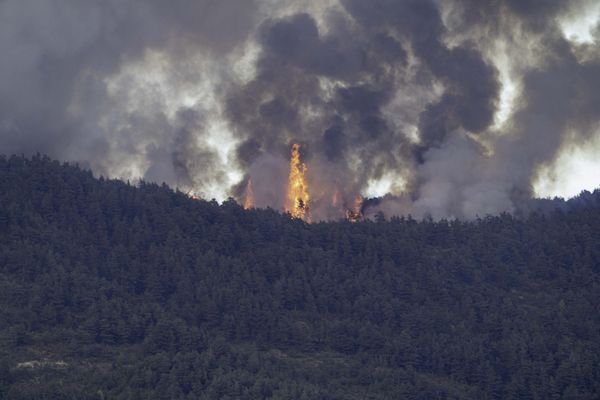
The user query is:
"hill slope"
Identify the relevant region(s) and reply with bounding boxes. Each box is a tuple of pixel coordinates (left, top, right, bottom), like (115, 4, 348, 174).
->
(1, 155, 599, 399)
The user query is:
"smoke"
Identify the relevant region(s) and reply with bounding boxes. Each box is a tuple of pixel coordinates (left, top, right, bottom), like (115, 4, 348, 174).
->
(0, 0, 259, 197)
(0, 0, 599, 219)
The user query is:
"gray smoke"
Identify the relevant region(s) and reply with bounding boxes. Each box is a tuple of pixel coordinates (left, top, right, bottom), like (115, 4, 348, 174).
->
(0, 0, 599, 219)
(0, 0, 259, 196)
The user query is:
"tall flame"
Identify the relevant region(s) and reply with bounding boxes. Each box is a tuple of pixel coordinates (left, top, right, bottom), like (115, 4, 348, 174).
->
(244, 178, 254, 209)
(346, 195, 363, 223)
(332, 187, 340, 208)
(286, 143, 310, 220)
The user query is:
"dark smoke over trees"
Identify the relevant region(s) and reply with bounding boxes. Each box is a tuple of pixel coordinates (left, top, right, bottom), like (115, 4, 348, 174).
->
(0, 0, 599, 219)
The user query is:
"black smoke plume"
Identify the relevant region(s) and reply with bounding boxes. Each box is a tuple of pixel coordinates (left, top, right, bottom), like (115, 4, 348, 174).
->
(1, 0, 599, 219)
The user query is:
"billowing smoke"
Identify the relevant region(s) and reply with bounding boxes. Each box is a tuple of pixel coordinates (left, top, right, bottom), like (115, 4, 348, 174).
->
(1, 0, 599, 219)
(0, 0, 260, 198)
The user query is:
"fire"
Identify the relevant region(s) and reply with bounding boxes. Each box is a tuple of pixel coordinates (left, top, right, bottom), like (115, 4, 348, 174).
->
(346, 195, 363, 223)
(332, 187, 340, 208)
(244, 178, 254, 209)
(286, 143, 310, 220)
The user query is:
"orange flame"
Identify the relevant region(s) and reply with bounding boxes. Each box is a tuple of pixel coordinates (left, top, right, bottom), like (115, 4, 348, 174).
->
(332, 187, 340, 208)
(286, 143, 310, 221)
(244, 178, 254, 209)
(346, 195, 363, 222)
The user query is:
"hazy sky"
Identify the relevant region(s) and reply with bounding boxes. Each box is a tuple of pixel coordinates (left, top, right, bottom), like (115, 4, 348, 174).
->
(1, 0, 599, 219)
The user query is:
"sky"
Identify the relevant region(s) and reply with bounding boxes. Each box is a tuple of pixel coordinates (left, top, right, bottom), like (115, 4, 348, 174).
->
(0, 0, 599, 220)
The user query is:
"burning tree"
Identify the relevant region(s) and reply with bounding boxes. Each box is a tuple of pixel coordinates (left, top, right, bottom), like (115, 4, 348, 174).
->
(286, 143, 310, 221)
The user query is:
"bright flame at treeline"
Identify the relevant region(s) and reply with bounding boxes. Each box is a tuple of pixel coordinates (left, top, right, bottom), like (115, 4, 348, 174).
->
(346, 195, 363, 223)
(230, 143, 363, 222)
(286, 144, 311, 221)
(243, 178, 254, 209)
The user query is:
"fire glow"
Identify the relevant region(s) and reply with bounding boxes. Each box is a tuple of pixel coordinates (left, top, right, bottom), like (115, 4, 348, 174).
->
(346, 195, 364, 223)
(286, 143, 310, 221)
(243, 178, 254, 209)
(241, 143, 366, 222)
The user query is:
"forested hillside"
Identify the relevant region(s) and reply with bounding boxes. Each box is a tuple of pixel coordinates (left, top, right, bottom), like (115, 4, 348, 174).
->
(1, 155, 599, 399)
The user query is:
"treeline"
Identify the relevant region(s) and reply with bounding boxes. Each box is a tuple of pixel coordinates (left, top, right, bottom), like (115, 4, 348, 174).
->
(0, 154, 599, 399)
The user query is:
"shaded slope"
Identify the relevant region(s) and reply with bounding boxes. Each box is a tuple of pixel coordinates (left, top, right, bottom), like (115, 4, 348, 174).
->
(0, 155, 599, 399)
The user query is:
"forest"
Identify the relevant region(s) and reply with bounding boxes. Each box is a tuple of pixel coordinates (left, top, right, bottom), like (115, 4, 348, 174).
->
(0, 154, 599, 399)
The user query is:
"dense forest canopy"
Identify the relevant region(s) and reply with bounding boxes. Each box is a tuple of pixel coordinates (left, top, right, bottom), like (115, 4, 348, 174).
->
(0, 154, 599, 399)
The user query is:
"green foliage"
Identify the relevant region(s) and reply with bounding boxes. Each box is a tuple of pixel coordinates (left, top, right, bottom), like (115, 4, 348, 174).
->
(0, 154, 599, 399)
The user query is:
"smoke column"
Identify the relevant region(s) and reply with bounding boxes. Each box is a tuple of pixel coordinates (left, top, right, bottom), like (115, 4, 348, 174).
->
(1, 0, 599, 219)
